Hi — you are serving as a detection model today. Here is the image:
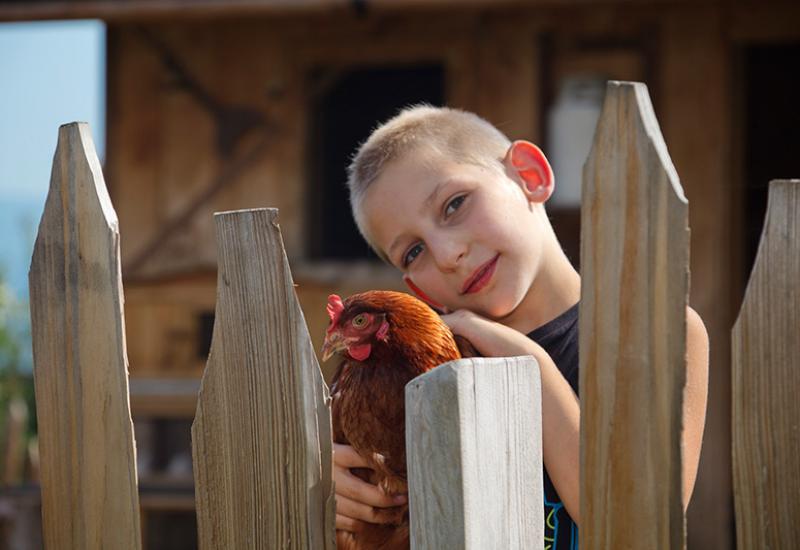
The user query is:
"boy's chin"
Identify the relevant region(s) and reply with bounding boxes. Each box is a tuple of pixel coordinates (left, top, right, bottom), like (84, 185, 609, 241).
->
(466, 301, 518, 323)
(451, 280, 528, 320)
(482, 294, 531, 324)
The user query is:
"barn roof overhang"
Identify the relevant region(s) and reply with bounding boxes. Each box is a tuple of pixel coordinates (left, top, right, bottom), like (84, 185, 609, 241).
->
(0, 0, 706, 23)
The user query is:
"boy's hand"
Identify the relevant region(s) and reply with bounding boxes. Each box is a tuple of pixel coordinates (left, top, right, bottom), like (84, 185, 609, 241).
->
(441, 309, 544, 359)
(333, 443, 408, 533)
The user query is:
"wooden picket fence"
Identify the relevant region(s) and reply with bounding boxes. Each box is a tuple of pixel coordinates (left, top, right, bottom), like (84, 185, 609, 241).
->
(27, 81, 798, 549)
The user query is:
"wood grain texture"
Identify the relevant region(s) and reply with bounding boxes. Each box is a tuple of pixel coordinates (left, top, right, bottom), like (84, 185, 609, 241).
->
(580, 81, 689, 549)
(405, 356, 543, 549)
(28, 122, 141, 549)
(732, 180, 800, 549)
(191, 208, 335, 549)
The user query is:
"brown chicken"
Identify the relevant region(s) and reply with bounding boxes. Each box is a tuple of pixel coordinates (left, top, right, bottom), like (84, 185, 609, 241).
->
(321, 290, 477, 550)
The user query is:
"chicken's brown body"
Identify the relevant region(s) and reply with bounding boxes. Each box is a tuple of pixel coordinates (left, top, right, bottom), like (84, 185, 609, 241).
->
(323, 291, 475, 550)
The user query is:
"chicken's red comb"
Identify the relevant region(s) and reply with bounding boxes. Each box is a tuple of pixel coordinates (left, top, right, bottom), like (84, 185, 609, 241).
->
(326, 294, 344, 327)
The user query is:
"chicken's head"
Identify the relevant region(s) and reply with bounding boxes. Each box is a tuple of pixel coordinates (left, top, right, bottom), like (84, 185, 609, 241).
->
(321, 294, 390, 362)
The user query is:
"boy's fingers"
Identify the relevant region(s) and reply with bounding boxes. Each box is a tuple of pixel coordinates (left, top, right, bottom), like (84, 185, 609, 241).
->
(337, 495, 396, 525)
(334, 443, 390, 469)
(333, 443, 369, 468)
(336, 468, 407, 508)
(336, 513, 367, 533)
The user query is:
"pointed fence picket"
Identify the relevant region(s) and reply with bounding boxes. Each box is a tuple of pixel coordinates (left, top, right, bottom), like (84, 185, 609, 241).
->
(28, 122, 141, 549)
(24, 87, 799, 549)
(732, 180, 800, 549)
(580, 81, 689, 549)
(191, 208, 335, 549)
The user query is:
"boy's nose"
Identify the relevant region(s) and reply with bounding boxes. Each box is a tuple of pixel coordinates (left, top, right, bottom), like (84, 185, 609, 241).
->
(431, 238, 466, 272)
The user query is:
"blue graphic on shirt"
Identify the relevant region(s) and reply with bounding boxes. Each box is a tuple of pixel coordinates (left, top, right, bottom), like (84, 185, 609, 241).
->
(544, 495, 578, 550)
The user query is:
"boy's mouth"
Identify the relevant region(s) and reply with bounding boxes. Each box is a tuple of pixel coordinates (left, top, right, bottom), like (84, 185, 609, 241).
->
(461, 254, 500, 295)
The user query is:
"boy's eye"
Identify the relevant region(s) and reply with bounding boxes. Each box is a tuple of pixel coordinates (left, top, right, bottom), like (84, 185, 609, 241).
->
(444, 194, 466, 217)
(403, 243, 424, 267)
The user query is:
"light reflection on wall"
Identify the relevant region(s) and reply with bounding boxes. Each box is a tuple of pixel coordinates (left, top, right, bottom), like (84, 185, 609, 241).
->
(546, 75, 606, 208)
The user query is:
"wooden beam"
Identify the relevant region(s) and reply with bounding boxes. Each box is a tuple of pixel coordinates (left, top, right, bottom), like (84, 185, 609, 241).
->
(191, 208, 335, 549)
(580, 81, 688, 549)
(732, 180, 800, 549)
(0, 0, 356, 22)
(405, 356, 543, 548)
(125, 132, 273, 277)
(0, 0, 496, 22)
(129, 378, 201, 418)
(0, 0, 704, 23)
(29, 122, 141, 549)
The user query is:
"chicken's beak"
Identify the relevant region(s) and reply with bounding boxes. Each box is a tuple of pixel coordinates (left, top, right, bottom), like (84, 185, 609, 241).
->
(321, 331, 346, 362)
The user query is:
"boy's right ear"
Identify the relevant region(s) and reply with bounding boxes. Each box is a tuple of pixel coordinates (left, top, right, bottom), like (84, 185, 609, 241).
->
(504, 140, 555, 204)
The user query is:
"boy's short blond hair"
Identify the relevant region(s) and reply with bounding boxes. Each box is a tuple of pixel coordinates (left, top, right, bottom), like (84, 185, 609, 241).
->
(347, 104, 512, 254)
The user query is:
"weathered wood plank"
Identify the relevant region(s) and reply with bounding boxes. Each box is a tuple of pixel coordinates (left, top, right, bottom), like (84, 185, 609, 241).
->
(28, 122, 141, 549)
(191, 208, 335, 549)
(405, 356, 543, 549)
(580, 81, 689, 549)
(732, 180, 800, 549)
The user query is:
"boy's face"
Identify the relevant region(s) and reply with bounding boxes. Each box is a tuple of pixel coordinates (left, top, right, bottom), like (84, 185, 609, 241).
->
(360, 145, 552, 323)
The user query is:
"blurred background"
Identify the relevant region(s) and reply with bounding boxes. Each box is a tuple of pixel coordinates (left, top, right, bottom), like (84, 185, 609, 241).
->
(0, 1, 798, 548)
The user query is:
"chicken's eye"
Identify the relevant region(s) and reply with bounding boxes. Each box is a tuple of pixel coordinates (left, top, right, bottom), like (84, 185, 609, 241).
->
(352, 314, 368, 328)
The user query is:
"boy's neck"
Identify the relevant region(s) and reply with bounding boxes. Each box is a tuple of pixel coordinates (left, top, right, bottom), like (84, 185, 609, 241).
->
(502, 244, 581, 335)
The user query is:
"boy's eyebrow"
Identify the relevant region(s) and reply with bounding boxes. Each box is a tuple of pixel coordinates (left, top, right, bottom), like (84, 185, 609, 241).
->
(387, 236, 406, 265)
(386, 180, 450, 262)
(424, 180, 447, 209)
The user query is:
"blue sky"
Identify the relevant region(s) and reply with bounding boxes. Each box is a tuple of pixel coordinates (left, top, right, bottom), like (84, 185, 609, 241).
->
(0, 20, 105, 295)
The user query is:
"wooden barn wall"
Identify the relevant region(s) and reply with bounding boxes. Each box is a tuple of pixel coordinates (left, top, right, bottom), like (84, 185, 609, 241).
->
(102, 5, 800, 548)
(106, 12, 542, 382)
(661, 8, 732, 549)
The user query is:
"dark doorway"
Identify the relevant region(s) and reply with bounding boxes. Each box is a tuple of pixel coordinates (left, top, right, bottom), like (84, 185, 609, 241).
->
(742, 44, 800, 276)
(307, 64, 445, 261)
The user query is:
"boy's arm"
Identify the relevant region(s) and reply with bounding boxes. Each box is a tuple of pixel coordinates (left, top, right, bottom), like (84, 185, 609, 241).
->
(441, 310, 581, 524)
(442, 306, 710, 522)
(683, 306, 709, 508)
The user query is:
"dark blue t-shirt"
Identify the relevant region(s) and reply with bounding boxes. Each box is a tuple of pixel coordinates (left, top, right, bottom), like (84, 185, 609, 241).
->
(527, 302, 579, 550)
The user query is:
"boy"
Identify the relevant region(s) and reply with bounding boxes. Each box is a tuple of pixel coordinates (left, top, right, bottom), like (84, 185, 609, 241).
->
(332, 105, 709, 548)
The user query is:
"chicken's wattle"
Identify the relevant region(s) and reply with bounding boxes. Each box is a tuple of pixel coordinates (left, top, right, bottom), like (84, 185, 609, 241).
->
(348, 343, 371, 361)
